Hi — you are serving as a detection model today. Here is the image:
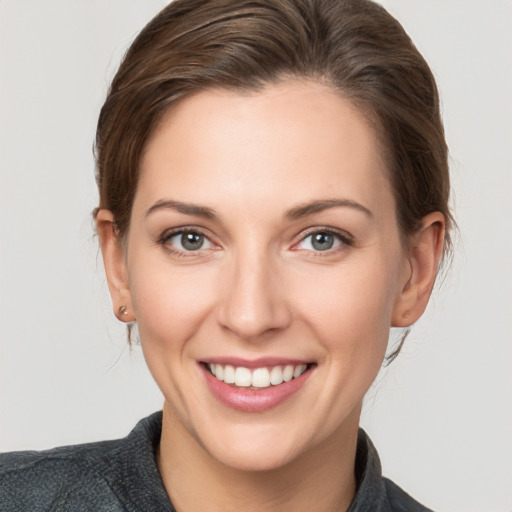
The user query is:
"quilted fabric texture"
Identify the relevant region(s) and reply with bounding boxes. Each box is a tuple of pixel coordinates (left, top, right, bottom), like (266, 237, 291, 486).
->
(0, 412, 433, 512)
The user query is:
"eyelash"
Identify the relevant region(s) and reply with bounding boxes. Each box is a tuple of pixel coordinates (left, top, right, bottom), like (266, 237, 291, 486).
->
(293, 227, 354, 257)
(158, 226, 354, 258)
(158, 227, 216, 258)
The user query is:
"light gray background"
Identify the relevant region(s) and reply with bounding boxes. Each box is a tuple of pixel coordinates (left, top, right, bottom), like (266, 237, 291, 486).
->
(1, 1, 511, 511)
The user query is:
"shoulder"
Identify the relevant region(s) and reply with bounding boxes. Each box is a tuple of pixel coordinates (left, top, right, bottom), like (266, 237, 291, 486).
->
(350, 429, 435, 512)
(0, 411, 171, 512)
(0, 437, 128, 511)
(383, 478, 434, 512)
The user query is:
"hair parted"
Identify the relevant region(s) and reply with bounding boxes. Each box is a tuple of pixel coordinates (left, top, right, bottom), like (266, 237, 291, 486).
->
(95, 0, 453, 257)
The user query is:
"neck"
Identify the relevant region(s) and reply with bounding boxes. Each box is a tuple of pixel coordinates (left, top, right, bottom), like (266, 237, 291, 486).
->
(157, 402, 360, 512)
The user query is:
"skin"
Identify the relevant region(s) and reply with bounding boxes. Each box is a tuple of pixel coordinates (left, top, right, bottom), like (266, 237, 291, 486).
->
(97, 81, 445, 512)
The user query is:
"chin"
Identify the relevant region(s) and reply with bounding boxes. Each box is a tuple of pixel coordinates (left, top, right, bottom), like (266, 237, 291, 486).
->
(207, 436, 305, 473)
(190, 415, 327, 473)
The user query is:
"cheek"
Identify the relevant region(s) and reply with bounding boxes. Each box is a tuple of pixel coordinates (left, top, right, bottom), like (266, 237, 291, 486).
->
(127, 255, 218, 351)
(295, 258, 402, 362)
(127, 259, 220, 411)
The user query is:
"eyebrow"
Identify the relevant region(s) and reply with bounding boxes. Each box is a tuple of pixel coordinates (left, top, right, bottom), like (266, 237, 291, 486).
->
(285, 199, 373, 220)
(146, 199, 218, 220)
(145, 198, 373, 222)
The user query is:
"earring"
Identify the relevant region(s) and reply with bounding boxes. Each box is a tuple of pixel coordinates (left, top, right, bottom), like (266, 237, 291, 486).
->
(118, 305, 128, 316)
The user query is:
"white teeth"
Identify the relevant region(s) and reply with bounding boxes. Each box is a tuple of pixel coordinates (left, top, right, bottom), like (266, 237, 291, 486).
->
(234, 367, 252, 387)
(283, 365, 294, 382)
(208, 363, 309, 388)
(293, 364, 307, 378)
(251, 368, 270, 388)
(269, 366, 284, 385)
(223, 365, 235, 384)
(214, 364, 224, 381)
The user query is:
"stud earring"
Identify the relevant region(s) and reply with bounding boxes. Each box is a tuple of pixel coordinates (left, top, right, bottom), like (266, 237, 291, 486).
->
(118, 305, 128, 316)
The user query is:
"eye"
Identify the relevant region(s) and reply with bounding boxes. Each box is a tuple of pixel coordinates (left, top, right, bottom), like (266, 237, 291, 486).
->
(164, 230, 215, 252)
(295, 230, 350, 252)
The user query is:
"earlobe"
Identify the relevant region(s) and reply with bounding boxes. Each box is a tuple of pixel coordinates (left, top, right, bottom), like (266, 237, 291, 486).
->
(96, 209, 135, 322)
(392, 212, 445, 327)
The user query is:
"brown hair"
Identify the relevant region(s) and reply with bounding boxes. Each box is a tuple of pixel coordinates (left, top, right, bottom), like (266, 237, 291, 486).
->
(95, 0, 453, 264)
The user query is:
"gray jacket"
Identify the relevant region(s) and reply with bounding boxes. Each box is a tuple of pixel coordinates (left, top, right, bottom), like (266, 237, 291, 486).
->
(0, 412, 433, 511)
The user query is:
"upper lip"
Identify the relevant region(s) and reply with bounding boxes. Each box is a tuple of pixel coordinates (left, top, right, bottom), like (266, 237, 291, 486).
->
(200, 356, 313, 368)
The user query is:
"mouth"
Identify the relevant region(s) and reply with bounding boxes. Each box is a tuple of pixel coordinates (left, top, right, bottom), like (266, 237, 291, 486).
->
(199, 358, 316, 412)
(203, 362, 312, 389)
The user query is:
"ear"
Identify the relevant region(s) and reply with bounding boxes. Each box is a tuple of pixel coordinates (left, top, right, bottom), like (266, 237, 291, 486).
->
(392, 212, 445, 327)
(96, 209, 135, 323)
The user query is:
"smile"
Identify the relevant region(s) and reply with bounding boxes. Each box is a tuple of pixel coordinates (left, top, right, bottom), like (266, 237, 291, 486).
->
(207, 363, 308, 389)
(201, 358, 315, 412)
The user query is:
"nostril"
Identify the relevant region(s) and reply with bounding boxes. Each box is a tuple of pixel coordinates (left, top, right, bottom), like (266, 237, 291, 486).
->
(215, 260, 293, 338)
(217, 292, 293, 340)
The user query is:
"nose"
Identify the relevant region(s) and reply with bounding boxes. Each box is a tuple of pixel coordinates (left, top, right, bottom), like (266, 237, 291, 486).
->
(217, 250, 292, 340)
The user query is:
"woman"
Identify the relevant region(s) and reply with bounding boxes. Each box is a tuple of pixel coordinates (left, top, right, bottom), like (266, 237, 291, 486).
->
(0, 0, 451, 510)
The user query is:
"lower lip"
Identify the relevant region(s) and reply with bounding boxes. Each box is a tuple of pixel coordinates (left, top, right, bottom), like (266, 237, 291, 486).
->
(201, 364, 313, 413)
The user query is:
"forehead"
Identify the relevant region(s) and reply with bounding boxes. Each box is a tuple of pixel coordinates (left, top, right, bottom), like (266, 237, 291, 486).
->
(137, 80, 392, 216)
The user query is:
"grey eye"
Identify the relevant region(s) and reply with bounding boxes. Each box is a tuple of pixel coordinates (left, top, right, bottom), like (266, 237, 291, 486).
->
(297, 231, 343, 252)
(311, 232, 335, 251)
(167, 231, 213, 251)
(180, 232, 204, 250)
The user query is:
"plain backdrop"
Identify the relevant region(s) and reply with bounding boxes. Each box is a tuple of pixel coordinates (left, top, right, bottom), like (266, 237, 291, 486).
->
(1, 1, 511, 511)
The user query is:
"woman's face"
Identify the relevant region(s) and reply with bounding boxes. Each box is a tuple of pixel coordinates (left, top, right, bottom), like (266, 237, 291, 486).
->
(120, 81, 412, 470)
